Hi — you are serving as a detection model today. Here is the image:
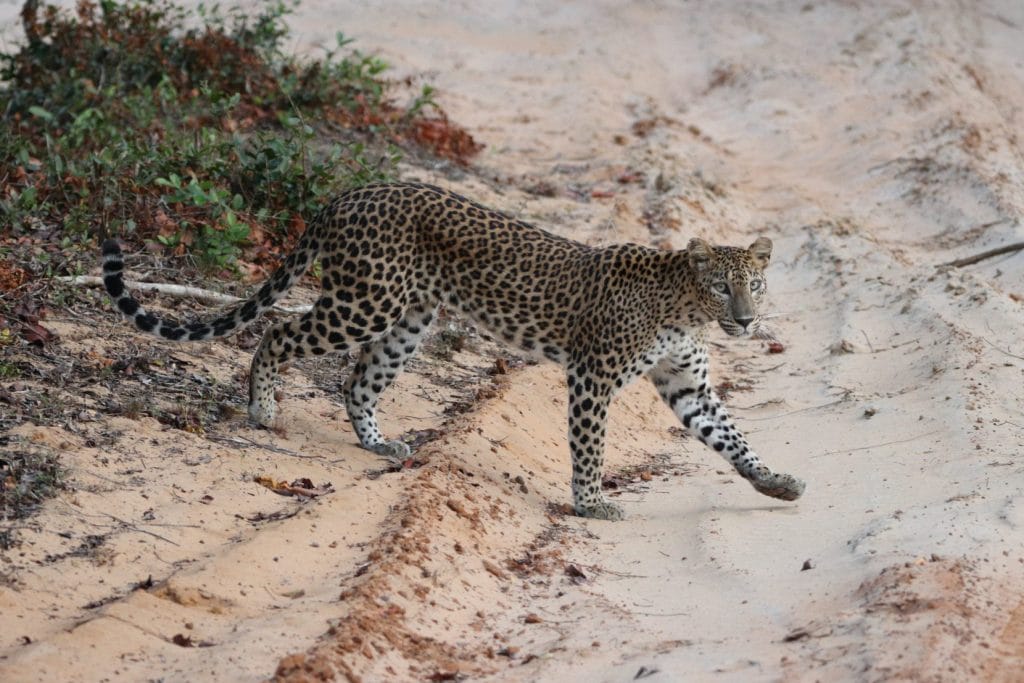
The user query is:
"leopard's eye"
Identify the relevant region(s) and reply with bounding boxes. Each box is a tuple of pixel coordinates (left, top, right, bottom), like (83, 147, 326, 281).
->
(750, 279, 764, 292)
(712, 282, 730, 295)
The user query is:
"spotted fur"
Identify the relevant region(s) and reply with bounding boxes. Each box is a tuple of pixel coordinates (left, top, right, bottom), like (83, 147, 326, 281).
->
(102, 182, 805, 520)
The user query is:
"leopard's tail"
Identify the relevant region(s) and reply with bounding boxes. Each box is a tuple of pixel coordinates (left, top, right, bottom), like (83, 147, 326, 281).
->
(101, 223, 322, 342)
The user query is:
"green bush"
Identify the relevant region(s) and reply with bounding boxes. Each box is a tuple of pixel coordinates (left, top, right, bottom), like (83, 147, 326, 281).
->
(0, 0, 451, 272)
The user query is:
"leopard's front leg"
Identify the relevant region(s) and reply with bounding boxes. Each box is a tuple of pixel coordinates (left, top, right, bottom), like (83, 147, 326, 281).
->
(648, 349, 805, 501)
(566, 368, 624, 521)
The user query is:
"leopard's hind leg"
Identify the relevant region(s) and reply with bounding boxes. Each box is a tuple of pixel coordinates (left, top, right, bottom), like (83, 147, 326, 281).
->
(247, 294, 402, 428)
(344, 303, 436, 459)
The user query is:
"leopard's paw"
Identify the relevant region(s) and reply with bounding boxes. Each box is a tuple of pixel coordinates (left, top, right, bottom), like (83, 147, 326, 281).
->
(751, 471, 805, 501)
(574, 498, 626, 521)
(247, 400, 277, 428)
(368, 439, 412, 461)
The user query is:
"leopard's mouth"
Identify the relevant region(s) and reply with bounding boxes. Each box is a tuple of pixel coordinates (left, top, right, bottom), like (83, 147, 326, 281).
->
(719, 319, 755, 337)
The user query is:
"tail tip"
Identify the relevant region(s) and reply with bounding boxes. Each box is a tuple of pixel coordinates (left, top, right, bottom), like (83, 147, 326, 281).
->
(101, 239, 122, 257)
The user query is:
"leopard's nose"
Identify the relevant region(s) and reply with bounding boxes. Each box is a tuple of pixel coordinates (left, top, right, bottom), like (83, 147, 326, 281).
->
(735, 316, 754, 329)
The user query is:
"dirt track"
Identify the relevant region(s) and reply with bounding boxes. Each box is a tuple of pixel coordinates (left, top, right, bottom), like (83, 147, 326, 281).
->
(3, 1, 1024, 681)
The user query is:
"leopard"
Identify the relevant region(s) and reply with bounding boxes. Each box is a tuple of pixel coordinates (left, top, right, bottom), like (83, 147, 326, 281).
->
(101, 182, 805, 520)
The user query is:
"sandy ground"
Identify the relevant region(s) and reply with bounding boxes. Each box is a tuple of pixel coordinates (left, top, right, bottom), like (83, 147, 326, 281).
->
(3, 0, 1024, 681)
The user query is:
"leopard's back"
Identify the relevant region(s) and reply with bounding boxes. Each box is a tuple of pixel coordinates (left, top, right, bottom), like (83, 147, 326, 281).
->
(316, 183, 601, 359)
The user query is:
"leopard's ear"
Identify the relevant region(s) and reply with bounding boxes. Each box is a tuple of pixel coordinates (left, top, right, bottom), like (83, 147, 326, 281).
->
(687, 237, 714, 272)
(748, 237, 772, 269)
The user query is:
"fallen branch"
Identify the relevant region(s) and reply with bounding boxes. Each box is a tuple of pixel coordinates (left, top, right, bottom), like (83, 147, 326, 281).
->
(939, 240, 1024, 268)
(58, 275, 312, 314)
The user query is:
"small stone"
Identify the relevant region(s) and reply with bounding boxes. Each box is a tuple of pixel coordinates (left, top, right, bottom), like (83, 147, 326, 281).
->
(483, 559, 508, 580)
(829, 339, 855, 355)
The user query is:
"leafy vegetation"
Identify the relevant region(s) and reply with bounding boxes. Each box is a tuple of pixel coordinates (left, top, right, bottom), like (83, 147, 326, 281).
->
(0, 0, 480, 273)
(0, 439, 67, 526)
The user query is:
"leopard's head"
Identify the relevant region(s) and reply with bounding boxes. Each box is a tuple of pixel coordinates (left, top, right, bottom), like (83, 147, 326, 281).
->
(688, 236, 772, 337)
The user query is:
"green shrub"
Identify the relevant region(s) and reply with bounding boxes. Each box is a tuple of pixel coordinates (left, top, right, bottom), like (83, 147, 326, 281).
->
(0, 0, 468, 273)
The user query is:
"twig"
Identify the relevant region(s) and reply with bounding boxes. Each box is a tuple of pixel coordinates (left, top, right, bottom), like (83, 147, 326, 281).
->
(860, 329, 875, 353)
(57, 275, 312, 314)
(537, 607, 584, 622)
(982, 337, 1024, 361)
(204, 433, 321, 459)
(76, 468, 127, 486)
(738, 398, 846, 421)
(241, 506, 304, 524)
(101, 513, 179, 545)
(938, 238, 1024, 268)
(734, 397, 785, 410)
(813, 430, 940, 457)
(871, 338, 919, 354)
(572, 563, 647, 579)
